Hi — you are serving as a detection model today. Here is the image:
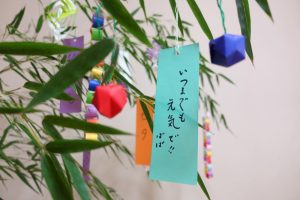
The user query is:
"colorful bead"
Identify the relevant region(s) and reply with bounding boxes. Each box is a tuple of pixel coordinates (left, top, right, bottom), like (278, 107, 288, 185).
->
(85, 133, 98, 140)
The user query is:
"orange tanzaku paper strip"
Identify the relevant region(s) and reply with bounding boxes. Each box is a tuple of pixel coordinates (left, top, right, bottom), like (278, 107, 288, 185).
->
(135, 99, 154, 165)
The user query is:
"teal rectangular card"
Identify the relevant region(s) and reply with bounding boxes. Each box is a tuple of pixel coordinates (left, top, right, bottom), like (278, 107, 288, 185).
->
(149, 43, 200, 185)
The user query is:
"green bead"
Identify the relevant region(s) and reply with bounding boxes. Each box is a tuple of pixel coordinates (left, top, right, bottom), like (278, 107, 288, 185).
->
(91, 28, 103, 41)
(86, 90, 94, 104)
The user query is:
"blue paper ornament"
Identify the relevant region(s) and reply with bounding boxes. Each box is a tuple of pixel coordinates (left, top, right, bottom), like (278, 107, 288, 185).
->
(209, 34, 246, 67)
(92, 14, 104, 28)
(88, 79, 100, 91)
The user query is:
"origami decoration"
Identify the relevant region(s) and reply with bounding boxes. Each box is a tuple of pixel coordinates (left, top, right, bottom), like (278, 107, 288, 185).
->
(60, 86, 81, 113)
(91, 28, 103, 41)
(203, 113, 213, 179)
(92, 13, 104, 28)
(62, 36, 84, 60)
(209, 34, 245, 67)
(86, 91, 94, 104)
(85, 104, 99, 119)
(88, 79, 100, 91)
(92, 83, 127, 118)
(46, 0, 77, 40)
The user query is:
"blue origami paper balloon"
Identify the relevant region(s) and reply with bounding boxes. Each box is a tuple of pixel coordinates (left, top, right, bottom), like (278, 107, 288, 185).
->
(209, 34, 246, 67)
(92, 14, 104, 28)
(88, 79, 100, 91)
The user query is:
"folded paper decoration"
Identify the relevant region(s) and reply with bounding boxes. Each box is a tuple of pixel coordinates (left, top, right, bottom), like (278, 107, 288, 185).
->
(91, 28, 103, 41)
(209, 34, 245, 67)
(149, 44, 200, 185)
(135, 99, 154, 165)
(60, 86, 81, 113)
(60, 36, 84, 113)
(88, 79, 100, 91)
(46, 0, 77, 40)
(92, 84, 127, 118)
(85, 104, 99, 119)
(92, 14, 104, 28)
(62, 36, 84, 60)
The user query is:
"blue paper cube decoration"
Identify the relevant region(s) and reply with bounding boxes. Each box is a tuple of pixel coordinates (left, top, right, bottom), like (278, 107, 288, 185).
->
(92, 14, 104, 28)
(209, 34, 246, 67)
(88, 79, 100, 91)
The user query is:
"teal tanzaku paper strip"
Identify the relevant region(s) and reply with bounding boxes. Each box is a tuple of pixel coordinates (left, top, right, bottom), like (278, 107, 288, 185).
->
(149, 43, 200, 185)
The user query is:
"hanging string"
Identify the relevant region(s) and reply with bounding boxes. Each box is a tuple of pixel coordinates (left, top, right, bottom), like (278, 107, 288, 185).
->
(175, 0, 180, 55)
(217, 0, 227, 33)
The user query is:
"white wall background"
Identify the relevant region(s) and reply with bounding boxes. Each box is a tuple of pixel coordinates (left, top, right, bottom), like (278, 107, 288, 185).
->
(0, 0, 300, 200)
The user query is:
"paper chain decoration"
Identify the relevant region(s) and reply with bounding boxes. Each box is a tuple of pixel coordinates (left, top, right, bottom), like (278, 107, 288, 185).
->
(203, 113, 213, 179)
(46, 0, 77, 41)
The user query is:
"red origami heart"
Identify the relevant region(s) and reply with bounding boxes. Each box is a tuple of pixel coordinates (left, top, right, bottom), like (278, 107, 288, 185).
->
(92, 83, 127, 118)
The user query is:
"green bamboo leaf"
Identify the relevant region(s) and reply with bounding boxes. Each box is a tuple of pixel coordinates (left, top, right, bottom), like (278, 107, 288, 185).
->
(139, 0, 147, 19)
(41, 153, 74, 200)
(26, 39, 115, 109)
(186, 0, 213, 40)
(255, 0, 273, 21)
(101, 0, 151, 46)
(35, 15, 44, 33)
(139, 100, 153, 132)
(236, 0, 254, 62)
(42, 115, 131, 135)
(197, 173, 211, 200)
(46, 140, 113, 153)
(0, 107, 37, 114)
(24, 81, 74, 101)
(0, 42, 80, 56)
(62, 155, 90, 200)
(169, 0, 184, 36)
(7, 7, 25, 34)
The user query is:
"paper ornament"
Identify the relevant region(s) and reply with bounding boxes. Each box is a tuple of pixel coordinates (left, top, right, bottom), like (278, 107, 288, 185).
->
(209, 34, 245, 67)
(92, 14, 104, 28)
(92, 83, 127, 118)
(85, 104, 99, 119)
(86, 91, 94, 104)
(91, 28, 103, 41)
(88, 79, 100, 91)
(62, 36, 84, 60)
(60, 86, 81, 113)
(90, 67, 104, 79)
(46, 0, 77, 40)
(203, 113, 213, 179)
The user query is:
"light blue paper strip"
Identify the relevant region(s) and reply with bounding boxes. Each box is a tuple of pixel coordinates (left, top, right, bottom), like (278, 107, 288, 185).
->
(149, 44, 200, 185)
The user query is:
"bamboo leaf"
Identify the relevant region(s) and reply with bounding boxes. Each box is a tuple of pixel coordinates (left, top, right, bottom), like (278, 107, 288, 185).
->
(0, 42, 80, 56)
(236, 0, 254, 62)
(0, 107, 37, 114)
(41, 153, 74, 200)
(255, 0, 273, 21)
(24, 81, 75, 101)
(169, 0, 184, 36)
(62, 155, 90, 200)
(101, 0, 151, 46)
(46, 140, 112, 153)
(139, 100, 153, 132)
(42, 115, 131, 135)
(139, 0, 147, 19)
(7, 7, 25, 34)
(26, 39, 115, 109)
(35, 15, 44, 33)
(197, 173, 211, 200)
(186, 0, 213, 40)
